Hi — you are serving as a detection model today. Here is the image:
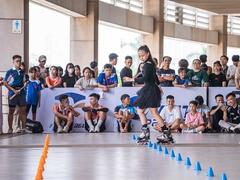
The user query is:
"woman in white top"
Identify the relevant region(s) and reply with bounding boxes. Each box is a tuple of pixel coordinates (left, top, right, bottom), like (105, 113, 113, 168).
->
(74, 67, 98, 90)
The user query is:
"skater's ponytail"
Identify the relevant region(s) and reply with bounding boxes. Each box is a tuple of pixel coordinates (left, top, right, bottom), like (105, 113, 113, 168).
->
(138, 45, 156, 67)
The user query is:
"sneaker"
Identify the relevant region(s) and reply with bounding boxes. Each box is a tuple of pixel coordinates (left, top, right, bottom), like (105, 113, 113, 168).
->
(57, 126, 63, 133)
(89, 126, 95, 133)
(8, 128, 13, 134)
(15, 127, 22, 133)
(182, 128, 194, 133)
(63, 126, 69, 133)
(94, 126, 100, 133)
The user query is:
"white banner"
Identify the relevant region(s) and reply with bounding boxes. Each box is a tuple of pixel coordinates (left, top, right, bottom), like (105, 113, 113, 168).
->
(208, 87, 240, 107)
(36, 87, 207, 133)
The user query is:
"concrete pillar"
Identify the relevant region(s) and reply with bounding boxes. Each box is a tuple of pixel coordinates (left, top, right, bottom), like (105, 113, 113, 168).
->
(143, 0, 164, 65)
(0, 0, 29, 72)
(207, 15, 228, 66)
(70, 0, 98, 69)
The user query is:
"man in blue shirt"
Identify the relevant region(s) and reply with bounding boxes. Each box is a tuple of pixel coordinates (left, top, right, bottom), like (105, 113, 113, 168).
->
(4, 55, 27, 133)
(114, 94, 136, 133)
(97, 64, 118, 92)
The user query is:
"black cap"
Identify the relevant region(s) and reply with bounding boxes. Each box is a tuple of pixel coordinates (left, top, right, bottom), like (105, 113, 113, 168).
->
(109, 53, 118, 61)
(232, 55, 239, 62)
(121, 94, 130, 101)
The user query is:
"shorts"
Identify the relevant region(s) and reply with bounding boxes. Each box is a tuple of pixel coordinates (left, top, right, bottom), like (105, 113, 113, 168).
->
(26, 104, 38, 114)
(8, 94, 27, 108)
(85, 119, 106, 132)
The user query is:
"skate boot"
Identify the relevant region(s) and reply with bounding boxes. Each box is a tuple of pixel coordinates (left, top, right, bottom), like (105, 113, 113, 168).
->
(136, 126, 150, 145)
(156, 129, 174, 144)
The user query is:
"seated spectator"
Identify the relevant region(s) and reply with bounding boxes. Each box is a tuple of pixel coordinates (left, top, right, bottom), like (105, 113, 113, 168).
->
(134, 62, 144, 86)
(209, 61, 227, 87)
(180, 100, 205, 133)
(26, 67, 42, 121)
(220, 55, 228, 76)
(157, 56, 175, 87)
(120, 56, 134, 87)
(219, 92, 240, 133)
(178, 59, 191, 74)
(74, 67, 97, 90)
(226, 55, 239, 87)
(195, 95, 210, 129)
(173, 68, 191, 88)
(235, 61, 240, 89)
(154, 95, 181, 133)
(97, 64, 118, 92)
(45, 66, 62, 89)
(53, 94, 80, 133)
(210, 94, 227, 132)
(199, 54, 208, 72)
(187, 59, 208, 87)
(74, 65, 81, 80)
(114, 94, 136, 133)
(90, 61, 98, 78)
(62, 63, 77, 88)
(81, 93, 109, 133)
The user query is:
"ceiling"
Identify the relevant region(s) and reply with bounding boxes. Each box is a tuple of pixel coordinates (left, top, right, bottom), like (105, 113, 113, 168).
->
(169, 0, 240, 14)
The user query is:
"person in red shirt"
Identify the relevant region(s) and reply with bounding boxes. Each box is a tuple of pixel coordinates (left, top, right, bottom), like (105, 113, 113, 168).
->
(46, 66, 62, 89)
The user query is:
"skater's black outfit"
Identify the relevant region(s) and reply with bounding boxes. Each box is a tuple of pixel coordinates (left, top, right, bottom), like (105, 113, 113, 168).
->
(135, 60, 161, 108)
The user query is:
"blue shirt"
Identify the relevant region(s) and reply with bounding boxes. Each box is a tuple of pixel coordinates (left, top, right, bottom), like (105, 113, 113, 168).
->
(97, 72, 118, 86)
(4, 67, 26, 96)
(114, 104, 136, 116)
(174, 75, 190, 85)
(26, 80, 42, 105)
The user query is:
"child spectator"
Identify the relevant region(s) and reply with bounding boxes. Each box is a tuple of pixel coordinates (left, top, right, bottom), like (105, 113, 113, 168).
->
(114, 94, 136, 133)
(57, 66, 64, 78)
(62, 63, 77, 88)
(74, 65, 81, 80)
(154, 95, 181, 132)
(180, 100, 205, 133)
(81, 93, 108, 133)
(187, 59, 208, 87)
(46, 66, 62, 89)
(157, 56, 175, 87)
(97, 64, 118, 92)
(178, 59, 191, 73)
(226, 55, 239, 87)
(209, 61, 227, 87)
(120, 56, 134, 87)
(173, 68, 191, 88)
(26, 67, 42, 121)
(74, 67, 97, 90)
(210, 94, 227, 132)
(53, 94, 80, 133)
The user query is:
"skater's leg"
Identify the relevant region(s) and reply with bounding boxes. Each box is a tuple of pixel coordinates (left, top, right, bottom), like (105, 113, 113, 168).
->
(136, 108, 150, 144)
(137, 108, 147, 125)
(149, 108, 165, 127)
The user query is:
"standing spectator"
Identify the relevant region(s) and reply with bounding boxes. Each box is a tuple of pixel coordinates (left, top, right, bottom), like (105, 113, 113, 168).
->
(210, 94, 227, 132)
(199, 54, 208, 72)
(220, 55, 229, 76)
(45, 66, 62, 89)
(26, 67, 42, 121)
(34, 66, 45, 89)
(157, 56, 175, 87)
(109, 53, 118, 75)
(178, 59, 191, 73)
(62, 63, 77, 88)
(57, 66, 64, 78)
(235, 62, 240, 89)
(209, 61, 227, 87)
(74, 67, 97, 90)
(4, 55, 27, 134)
(97, 64, 118, 92)
(187, 59, 208, 87)
(134, 62, 144, 86)
(90, 61, 98, 78)
(74, 65, 81, 80)
(38, 55, 47, 79)
(226, 55, 239, 87)
(120, 56, 134, 87)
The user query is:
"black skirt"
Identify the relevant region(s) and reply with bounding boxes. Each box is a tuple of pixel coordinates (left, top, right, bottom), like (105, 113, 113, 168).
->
(135, 83, 161, 109)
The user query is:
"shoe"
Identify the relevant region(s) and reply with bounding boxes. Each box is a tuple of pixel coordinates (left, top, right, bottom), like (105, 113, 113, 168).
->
(156, 129, 174, 144)
(182, 128, 194, 133)
(136, 127, 150, 144)
(94, 126, 100, 133)
(89, 126, 95, 133)
(63, 126, 69, 133)
(15, 127, 22, 133)
(8, 128, 13, 134)
(57, 126, 63, 133)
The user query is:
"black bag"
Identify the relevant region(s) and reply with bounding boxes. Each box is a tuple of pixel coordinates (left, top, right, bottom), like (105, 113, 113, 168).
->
(26, 119, 44, 133)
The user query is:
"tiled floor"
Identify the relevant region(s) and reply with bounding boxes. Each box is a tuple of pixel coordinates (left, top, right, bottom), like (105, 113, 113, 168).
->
(0, 133, 239, 180)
